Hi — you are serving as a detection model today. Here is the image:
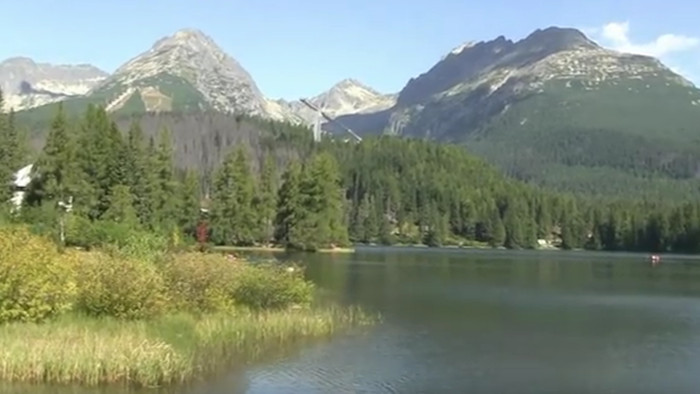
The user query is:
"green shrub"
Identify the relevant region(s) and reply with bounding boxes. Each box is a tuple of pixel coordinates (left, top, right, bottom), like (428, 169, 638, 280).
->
(0, 226, 77, 323)
(65, 217, 168, 262)
(118, 231, 168, 262)
(161, 253, 241, 313)
(65, 216, 131, 249)
(231, 264, 313, 310)
(75, 252, 167, 320)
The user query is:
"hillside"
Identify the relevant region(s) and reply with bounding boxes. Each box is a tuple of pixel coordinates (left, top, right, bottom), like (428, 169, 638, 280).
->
(18, 102, 700, 253)
(332, 27, 700, 198)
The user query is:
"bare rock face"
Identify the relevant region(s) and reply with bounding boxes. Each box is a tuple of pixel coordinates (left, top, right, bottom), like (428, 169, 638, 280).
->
(0, 57, 107, 111)
(279, 78, 397, 125)
(2, 28, 393, 125)
(334, 26, 696, 139)
(94, 28, 271, 116)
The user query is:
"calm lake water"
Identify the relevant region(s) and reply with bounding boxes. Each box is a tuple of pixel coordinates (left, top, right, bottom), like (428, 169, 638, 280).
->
(10, 248, 700, 393)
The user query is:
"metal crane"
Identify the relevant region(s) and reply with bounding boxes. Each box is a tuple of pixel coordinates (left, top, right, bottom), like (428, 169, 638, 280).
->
(299, 98, 363, 142)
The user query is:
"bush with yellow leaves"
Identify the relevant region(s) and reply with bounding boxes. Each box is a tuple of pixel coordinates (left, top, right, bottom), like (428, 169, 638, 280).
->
(0, 226, 77, 323)
(161, 253, 242, 313)
(74, 252, 168, 320)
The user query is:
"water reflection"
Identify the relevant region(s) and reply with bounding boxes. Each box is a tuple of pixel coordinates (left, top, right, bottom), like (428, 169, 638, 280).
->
(7, 248, 700, 393)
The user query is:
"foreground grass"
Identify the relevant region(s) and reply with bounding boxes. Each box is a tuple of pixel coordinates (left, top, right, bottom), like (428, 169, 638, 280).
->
(0, 307, 374, 388)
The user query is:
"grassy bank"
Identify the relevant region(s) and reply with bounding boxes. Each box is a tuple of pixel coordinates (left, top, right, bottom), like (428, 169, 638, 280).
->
(0, 226, 375, 388)
(213, 245, 356, 254)
(0, 307, 372, 387)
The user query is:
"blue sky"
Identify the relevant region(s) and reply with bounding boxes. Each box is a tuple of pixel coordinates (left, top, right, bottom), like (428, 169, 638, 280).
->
(3, 0, 699, 99)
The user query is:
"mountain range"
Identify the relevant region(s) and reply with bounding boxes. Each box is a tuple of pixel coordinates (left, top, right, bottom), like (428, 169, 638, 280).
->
(3, 29, 396, 127)
(4, 26, 700, 199)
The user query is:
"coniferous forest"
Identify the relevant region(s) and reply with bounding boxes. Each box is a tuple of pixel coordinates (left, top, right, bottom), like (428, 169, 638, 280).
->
(3, 94, 700, 254)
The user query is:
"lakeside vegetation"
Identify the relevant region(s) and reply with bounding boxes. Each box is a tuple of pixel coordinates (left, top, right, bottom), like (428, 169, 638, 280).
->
(0, 226, 373, 387)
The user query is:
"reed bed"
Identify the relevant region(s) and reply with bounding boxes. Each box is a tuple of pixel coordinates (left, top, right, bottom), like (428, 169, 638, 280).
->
(0, 227, 377, 388)
(0, 307, 374, 388)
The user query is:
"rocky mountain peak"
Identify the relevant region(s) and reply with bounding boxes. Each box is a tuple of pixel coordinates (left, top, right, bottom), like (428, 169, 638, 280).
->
(311, 78, 395, 114)
(99, 28, 268, 115)
(519, 26, 599, 52)
(0, 56, 107, 111)
(332, 78, 368, 89)
(149, 28, 221, 57)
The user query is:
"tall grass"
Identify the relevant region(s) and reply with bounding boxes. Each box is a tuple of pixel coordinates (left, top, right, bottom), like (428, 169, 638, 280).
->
(0, 226, 378, 388)
(0, 307, 374, 388)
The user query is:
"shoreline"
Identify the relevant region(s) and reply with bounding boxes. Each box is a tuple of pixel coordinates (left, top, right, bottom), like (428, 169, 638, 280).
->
(213, 245, 356, 254)
(0, 307, 373, 388)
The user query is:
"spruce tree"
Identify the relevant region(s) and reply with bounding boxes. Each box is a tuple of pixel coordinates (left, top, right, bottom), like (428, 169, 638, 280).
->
(102, 184, 138, 226)
(274, 160, 305, 248)
(27, 104, 80, 206)
(210, 146, 256, 245)
(254, 154, 277, 244)
(125, 121, 154, 225)
(151, 127, 181, 232)
(299, 152, 349, 249)
(0, 89, 10, 207)
(180, 169, 201, 235)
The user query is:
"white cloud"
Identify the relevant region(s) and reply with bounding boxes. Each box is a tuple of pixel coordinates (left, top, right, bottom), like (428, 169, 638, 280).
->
(598, 21, 698, 57)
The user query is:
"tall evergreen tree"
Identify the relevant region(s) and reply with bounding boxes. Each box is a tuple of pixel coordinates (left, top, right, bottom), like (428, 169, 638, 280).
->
(125, 121, 154, 225)
(298, 152, 349, 249)
(0, 89, 10, 207)
(102, 185, 138, 226)
(210, 146, 256, 245)
(26, 104, 81, 207)
(151, 127, 181, 231)
(274, 160, 305, 248)
(254, 154, 277, 244)
(179, 169, 201, 235)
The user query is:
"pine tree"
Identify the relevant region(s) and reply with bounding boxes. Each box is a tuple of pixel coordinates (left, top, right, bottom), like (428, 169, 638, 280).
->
(179, 169, 201, 235)
(254, 154, 277, 244)
(105, 121, 128, 190)
(210, 146, 256, 245)
(125, 121, 154, 225)
(26, 104, 81, 207)
(299, 152, 349, 249)
(0, 89, 10, 207)
(151, 127, 181, 232)
(102, 185, 138, 226)
(274, 160, 305, 248)
(74, 105, 113, 219)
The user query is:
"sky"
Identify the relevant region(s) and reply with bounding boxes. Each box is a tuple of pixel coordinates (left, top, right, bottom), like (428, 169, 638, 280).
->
(3, 0, 700, 99)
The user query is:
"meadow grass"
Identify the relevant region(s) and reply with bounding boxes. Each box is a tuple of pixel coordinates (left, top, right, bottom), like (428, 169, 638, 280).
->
(0, 306, 374, 388)
(0, 226, 376, 388)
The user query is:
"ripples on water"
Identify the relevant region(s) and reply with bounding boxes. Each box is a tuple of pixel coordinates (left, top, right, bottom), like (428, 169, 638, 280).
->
(8, 249, 700, 393)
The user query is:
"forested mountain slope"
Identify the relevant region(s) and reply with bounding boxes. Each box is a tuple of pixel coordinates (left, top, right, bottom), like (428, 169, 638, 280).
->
(8, 103, 700, 254)
(333, 27, 700, 199)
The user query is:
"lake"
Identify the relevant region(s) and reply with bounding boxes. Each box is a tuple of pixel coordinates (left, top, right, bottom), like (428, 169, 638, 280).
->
(9, 248, 700, 393)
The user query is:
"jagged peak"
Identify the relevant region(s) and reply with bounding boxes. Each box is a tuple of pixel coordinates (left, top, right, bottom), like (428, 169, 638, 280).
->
(0, 57, 107, 75)
(150, 28, 221, 54)
(520, 26, 599, 50)
(327, 78, 385, 96)
(449, 41, 477, 55)
(333, 78, 371, 89)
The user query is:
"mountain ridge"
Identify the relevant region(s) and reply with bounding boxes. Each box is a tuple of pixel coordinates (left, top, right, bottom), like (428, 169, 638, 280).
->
(0, 57, 108, 112)
(8, 25, 700, 200)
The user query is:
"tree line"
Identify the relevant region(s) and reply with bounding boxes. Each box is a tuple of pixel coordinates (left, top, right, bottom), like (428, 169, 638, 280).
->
(4, 99, 700, 254)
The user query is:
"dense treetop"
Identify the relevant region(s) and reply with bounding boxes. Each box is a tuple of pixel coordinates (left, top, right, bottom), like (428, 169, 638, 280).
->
(2, 94, 700, 254)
